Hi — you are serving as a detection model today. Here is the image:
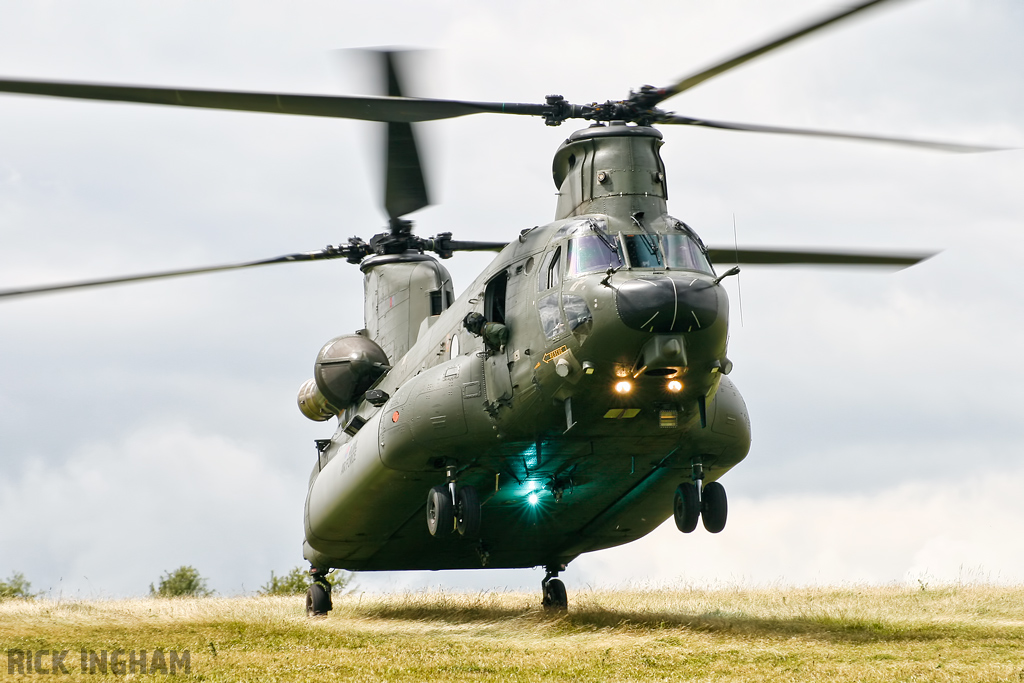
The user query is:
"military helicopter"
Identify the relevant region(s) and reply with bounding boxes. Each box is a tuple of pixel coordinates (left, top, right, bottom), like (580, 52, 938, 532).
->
(0, 0, 1004, 612)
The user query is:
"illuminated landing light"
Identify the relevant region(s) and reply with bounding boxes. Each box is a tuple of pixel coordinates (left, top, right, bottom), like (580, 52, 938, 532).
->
(527, 492, 540, 506)
(614, 381, 632, 394)
(667, 380, 683, 393)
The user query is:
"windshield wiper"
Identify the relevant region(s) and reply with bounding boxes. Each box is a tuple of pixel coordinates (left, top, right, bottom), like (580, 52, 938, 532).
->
(588, 219, 619, 254)
(631, 212, 662, 265)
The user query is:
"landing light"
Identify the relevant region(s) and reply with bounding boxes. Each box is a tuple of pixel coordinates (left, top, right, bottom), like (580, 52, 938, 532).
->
(614, 381, 632, 394)
(527, 492, 540, 506)
(667, 380, 683, 393)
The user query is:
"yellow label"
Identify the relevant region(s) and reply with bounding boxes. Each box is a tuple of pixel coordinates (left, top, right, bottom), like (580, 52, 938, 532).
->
(542, 345, 569, 364)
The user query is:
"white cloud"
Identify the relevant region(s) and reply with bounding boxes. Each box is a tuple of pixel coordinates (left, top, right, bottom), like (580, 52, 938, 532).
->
(0, 425, 307, 597)
(579, 466, 1024, 588)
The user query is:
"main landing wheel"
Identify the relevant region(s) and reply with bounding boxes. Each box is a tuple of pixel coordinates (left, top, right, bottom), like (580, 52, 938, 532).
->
(426, 484, 454, 537)
(673, 482, 700, 533)
(542, 578, 568, 611)
(306, 582, 332, 617)
(456, 485, 481, 538)
(701, 481, 728, 533)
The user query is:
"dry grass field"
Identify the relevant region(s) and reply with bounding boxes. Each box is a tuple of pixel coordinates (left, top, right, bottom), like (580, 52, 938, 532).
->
(3, 584, 1024, 681)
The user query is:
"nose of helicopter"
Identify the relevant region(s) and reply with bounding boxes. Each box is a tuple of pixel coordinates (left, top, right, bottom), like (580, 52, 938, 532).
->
(615, 275, 720, 333)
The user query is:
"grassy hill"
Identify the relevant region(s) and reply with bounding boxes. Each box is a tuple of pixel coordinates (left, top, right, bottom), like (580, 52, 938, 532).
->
(3, 585, 1023, 681)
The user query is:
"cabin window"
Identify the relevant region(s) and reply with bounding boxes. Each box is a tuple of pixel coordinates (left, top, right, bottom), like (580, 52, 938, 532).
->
(663, 234, 713, 274)
(568, 234, 623, 275)
(449, 333, 460, 359)
(624, 235, 662, 268)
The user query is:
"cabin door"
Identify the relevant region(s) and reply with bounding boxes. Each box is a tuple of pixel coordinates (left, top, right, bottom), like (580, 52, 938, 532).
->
(483, 271, 513, 404)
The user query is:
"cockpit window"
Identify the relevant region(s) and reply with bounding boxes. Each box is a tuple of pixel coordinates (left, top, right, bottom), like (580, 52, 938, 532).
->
(624, 234, 662, 268)
(568, 234, 623, 275)
(663, 233, 713, 273)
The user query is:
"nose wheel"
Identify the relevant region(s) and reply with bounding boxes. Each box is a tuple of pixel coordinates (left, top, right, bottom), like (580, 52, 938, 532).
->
(700, 481, 728, 533)
(674, 462, 728, 534)
(673, 482, 700, 533)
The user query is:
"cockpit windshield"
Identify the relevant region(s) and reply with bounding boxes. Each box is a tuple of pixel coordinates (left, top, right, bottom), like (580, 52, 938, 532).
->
(663, 233, 713, 273)
(621, 233, 712, 274)
(568, 234, 623, 275)
(624, 235, 661, 268)
(565, 223, 713, 276)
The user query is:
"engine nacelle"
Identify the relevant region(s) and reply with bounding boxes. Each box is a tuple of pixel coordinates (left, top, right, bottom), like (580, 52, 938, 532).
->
(297, 334, 390, 421)
(315, 333, 390, 411)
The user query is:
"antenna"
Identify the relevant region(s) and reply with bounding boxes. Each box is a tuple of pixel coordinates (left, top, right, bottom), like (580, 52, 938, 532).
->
(733, 214, 745, 327)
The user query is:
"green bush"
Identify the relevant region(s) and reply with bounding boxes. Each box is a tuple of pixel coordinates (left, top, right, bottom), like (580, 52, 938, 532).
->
(0, 571, 35, 599)
(149, 565, 213, 597)
(260, 566, 354, 595)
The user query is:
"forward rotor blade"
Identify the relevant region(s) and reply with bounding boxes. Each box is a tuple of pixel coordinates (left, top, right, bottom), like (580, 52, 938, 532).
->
(652, 0, 903, 103)
(440, 240, 508, 252)
(659, 114, 1005, 153)
(0, 249, 345, 300)
(0, 77, 548, 123)
(705, 247, 936, 268)
(382, 51, 430, 219)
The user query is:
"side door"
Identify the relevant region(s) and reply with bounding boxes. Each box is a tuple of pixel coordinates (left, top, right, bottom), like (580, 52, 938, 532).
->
(483, 270, 513, 404)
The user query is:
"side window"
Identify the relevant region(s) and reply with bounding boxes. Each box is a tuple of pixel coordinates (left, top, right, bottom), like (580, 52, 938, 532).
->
(538, 294, 563, 339)
(547, 246, 562, 290)
(537, 250, 552, 292)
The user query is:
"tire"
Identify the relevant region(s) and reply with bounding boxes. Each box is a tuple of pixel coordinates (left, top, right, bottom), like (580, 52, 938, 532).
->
(426, 484, 454, 537)
(306, 582, 332, 617)
(456, 485, 481, 538)
(673, 482, 700, 533)
(542, 578, 568, 611)
(701, 481, 728, 534)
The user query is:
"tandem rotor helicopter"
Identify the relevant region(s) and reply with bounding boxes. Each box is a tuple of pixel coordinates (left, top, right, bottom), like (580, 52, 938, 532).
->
(0, 0, 1006, 612)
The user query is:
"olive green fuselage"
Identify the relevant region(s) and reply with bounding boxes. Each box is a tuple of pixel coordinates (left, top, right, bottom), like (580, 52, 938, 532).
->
(303, 124, 751, 572)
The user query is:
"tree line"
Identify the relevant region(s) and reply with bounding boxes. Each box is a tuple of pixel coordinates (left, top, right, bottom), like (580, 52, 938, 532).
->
(0, 567, 353, 599)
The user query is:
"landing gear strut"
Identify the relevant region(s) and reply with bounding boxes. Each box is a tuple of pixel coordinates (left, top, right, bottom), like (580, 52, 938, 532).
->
(674, 460, 728, 534)
(305, 566, 333, 617)
(426, 464, 481, 538)
(541, 564, 568, 611)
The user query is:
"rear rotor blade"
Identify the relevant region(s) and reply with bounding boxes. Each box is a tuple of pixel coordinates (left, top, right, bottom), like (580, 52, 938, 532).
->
(0, 77, 548, 123)
(705, 247, 936, 268)
(659, 114, 1005, 153)
(0, 248, 348, 300)
(381, 51, 430, 219)
(650, 0, 903, 104)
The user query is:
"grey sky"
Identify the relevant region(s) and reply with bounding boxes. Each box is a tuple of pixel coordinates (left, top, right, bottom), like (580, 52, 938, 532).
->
(1, 0, 1022, 597)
